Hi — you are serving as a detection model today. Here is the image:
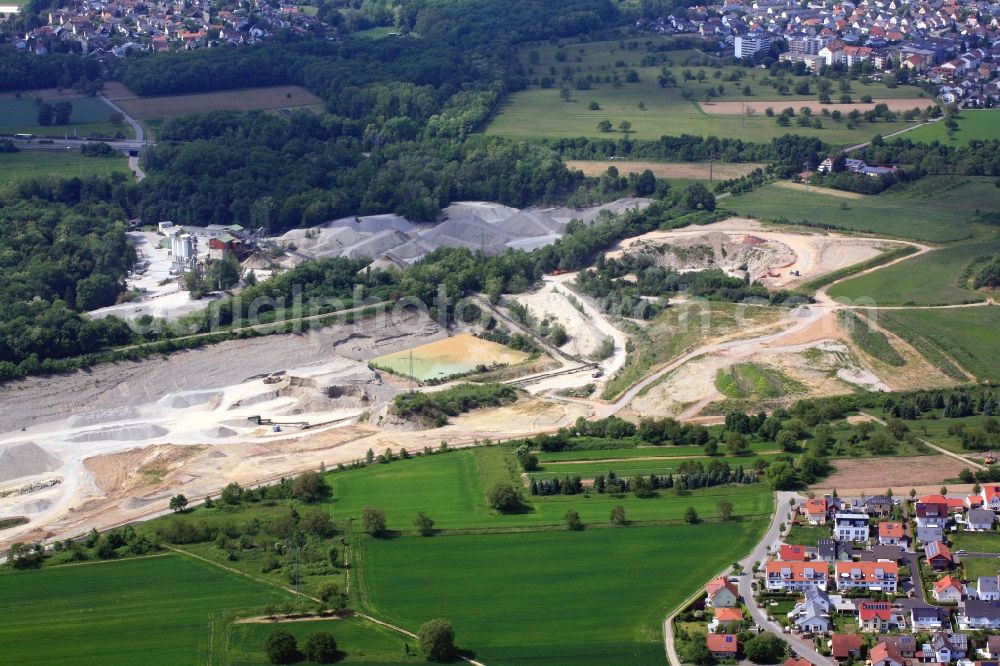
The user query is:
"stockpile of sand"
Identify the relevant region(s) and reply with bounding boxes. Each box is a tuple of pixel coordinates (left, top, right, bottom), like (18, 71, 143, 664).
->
(0, 443, 62, 482)
(197, 426, 237, 439)
(69, 406, 140, 428)
(157, 390, 222, 409)
(64, 424, 169, 443)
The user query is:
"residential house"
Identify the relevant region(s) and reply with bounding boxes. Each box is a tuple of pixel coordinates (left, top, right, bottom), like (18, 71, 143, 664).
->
(709, 606, 744, 632)
(707, 634, 739, 659)
(705, 576, 740, 608)
(981, 485, 1000, 511)
(834, 513, 870, 542)
(781, 544, 809, 562)
(911, 606, 944, 631)
(920, 494, 967, 514)
(831, 634, 863, 662)
(932, 575, 965, 603)
(834, 561, 898, 592)
(805, 498, 829, 524)
(967, 508, 995, 531)
(916, 524, 944, 546)
(977, 575, 1000, 601)
(916, 502, 949, 528)
(925, 541, 953, 570)
(880, 636, 917, 661)
(854, 496, 891, 517)
(878, 522, 905, 546)
(922, 632, 968, 662)
(958, 600, 1000, 630)
(862, 545, 903, 564)
(859, 601, 896, 632)
(870, 640, 904, 666)
(818, 539, 852, 562)
(785, 658, 813, 666)
(788, 592, 833, 634)
(985, 635, 1000, 659)
(766, 561, 830, 592)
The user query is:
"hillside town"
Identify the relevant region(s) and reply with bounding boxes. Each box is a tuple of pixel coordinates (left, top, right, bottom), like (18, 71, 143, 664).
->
(694, 486, 1000, 664)
(4, 0, 331, 56)
(640, 0, 1000, 107)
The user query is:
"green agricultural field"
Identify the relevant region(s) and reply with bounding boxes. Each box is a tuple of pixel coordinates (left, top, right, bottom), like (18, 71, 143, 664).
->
(225, 616, 421, 665)
(0, 95, 134, 138)
(0, 150, 131, 184)
(880, 307, 1000, 382)
(729, 176, 998, 243)
(326, 447, 773, 530)
(484, 39, 925, 143)
(903, 110, 1000, 147)
(715, 362, 805, 399)
(0, 554, 292, 666)
(829, 228, 1000, 306)
(359, 519, 768, 665)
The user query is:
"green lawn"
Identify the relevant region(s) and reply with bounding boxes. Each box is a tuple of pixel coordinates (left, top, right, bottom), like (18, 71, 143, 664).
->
(0, 95, 134, 139)
(785, 524, 831, 547)
(0, 554, 292, 666)
(904, 414, 993, 456)
(226, 616, 421, 665)
(358, 520, 767, 665)
(485, 39, 926, 143)
(963, 556, 1000, 581)
(728, 176, 999, 243)
(0, 150, 131, 184)
(903, 110, 1000, 147)
(951, 531, 1000, 553)
(326, 448, 773, 530)
(879, 307, 1000, 382)
(828, 227, 1000, 306)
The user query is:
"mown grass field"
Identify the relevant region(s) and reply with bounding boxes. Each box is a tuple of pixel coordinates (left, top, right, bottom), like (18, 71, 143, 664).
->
(225, 616, 421, 665)
(359, 519, 767, 665)
(729, 176, 997, 243)
(880, 307, 1000, 382)
(0, 554, 291, 666)
(785, 524, 831, 548)
(951, 531, 1000, 553)
(828, 227, 1000, 306)
(0, 95, 132, 138)
(0, 150, 131, 184)
(326, 447, 773, 529)
(484, 40, 925, 142)
(963, 556, 1000, 581)
(903, 110, 1000, 147)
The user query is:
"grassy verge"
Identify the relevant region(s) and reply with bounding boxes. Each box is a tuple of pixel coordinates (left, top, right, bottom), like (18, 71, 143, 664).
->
(840, 310, 904, 366)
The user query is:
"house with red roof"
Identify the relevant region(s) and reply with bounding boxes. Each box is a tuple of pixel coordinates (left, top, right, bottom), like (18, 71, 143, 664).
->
(831, 634, 863, 661)
(705, 576, 739, 608)
(878, 522, 905, 546)
(709, 606, 744, 632)
(766, 561, 830, 593)
(933, 575, 965, 603)
(707, 634, 739, 659)
(781, 544, 809, 561)
(858, 600, 895, 632)
(835, 561, 898, 592)
(926, 541, 953, 570)
(870, 641, 904, 666)
(785, 658, 813, 666)
(982, 485, 1000, 511)
(804, 498, 828, 524)
(920, 494, 967, 513)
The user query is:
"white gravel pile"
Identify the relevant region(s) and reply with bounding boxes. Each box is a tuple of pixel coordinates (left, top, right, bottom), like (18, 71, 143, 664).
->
(0, 442, 62, 482)
(157, 391, 222, 409)
(69, 407, 140, 428)
(64, 424, 169, 443)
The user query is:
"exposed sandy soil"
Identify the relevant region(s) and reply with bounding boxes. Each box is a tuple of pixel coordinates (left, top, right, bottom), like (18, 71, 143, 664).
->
(810, 456, 973, 494)
(699, 98, 932, 115)
(515, 286, 606, 358)
(114, 85, 322, 120)
(564, 160, 766, 180)
(605, 217, 890, 289)
(84, 444, 204, 495)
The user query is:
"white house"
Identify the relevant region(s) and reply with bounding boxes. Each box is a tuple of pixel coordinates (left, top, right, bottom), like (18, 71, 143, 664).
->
(834, 513, 870, 542)
(978, 576, 1000, 601)
(958, 600, 1000, 630)
(968, 508, 996, 531)
(933, 575, 965, 603)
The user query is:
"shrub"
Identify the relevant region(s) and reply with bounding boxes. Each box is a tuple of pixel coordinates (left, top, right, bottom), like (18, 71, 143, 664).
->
(418, 619, 456, 662)
(263, 630, 299, 664)
(487, 483, 524, 513)
(304, 632, 338, 663)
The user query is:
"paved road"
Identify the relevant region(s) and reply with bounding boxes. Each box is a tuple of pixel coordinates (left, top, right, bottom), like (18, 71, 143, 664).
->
(737, 492, 835, 666)
(664, 492, 833, 666)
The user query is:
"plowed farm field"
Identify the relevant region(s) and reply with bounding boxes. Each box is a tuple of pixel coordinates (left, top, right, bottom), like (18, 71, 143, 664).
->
(107, 84, 323, 120)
